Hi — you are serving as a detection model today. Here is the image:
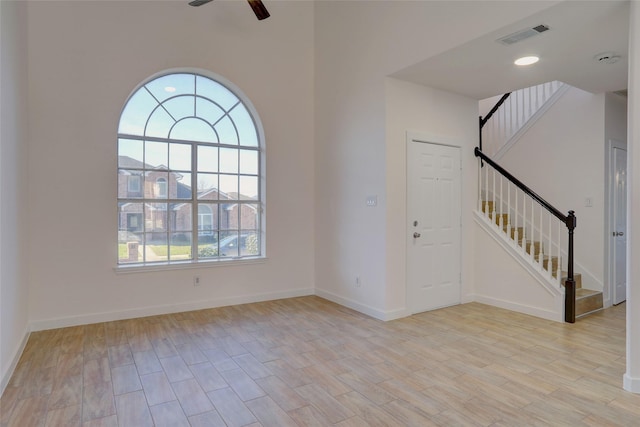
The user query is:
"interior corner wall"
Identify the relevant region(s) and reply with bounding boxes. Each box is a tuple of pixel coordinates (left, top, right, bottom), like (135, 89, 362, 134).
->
(500, 86, 606, 292)
(26, 1, 315, 329)
(605, 92, 628, 143)
(313, 1, 558, 319)
(1, 0, 29, 391)
(604, 91, 628, 306)
(385, 78, 478, 313)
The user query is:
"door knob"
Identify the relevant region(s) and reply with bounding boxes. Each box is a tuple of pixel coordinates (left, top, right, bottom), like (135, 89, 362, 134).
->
(615, 231, 624, 236)
(413, 232, 421, 238)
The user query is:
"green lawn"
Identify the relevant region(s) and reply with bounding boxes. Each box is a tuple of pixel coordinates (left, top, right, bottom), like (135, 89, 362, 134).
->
(119, 243, 217, 261)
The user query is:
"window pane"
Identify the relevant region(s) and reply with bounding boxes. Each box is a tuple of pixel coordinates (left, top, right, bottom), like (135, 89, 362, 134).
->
(119, 202, 144, 232)
(198, 146, 218, 172)
(145, 107, 175, 138)
(173, 203, 192, 231)
(239, 176, 258, 200)
(119, 89, 157, 136)
(146, 203, 167, 232)
(196, 75, 239, 110)
(230, 105, 258, 147)
(118, 170, 144, 199)
(171, 117, 216, 143)
(218, 230, 239, 257)
(214, 116, 238, 145)
(197, 173, 218, 200)
(219, 175, 238, 198)
(146, 172, 169, 199)
(239, 150, 258, 175)
(119, 233, 143, 264)
(146, 74, 195, 103)
(163, 96, 194, 121)
(240, 204, 259, 230)
(145, 141, 168, 169)
(241, 231, 259, 256)
(170, 232, 192, 261)
(145, 233, 168, 262)
(220, 148, 238, 173)
(175, 173, 192, 200)
(198, 239, 219, 258)
(118, 139, 144, 166)
(197, 203, 218, 244)
(196, 98, 225, 127)
(222, 203, 239, 229)
(170, 143, 191, 171)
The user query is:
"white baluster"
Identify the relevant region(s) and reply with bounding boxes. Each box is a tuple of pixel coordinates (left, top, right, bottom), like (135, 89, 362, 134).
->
(539, 204, 544, 266)
(520, 191, 529, 250)
(492, 168, 496, 223)
(499, 174, 504, 229)
(484, 162, 489, 218)
(507, 181, 511, 237)
(531, 199, 536, 261)
(514, 185, 519, 244)
(548, 210, 553, 279)
(557, 219, 562, 284)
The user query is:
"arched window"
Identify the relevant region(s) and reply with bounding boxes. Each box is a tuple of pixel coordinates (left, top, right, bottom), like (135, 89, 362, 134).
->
(117, 71, 263, 265)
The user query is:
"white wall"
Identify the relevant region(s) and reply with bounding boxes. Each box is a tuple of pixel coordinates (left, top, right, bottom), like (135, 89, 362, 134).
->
(604, 92, 628, 306)
(314, 1, 555, 318)
(500, 87, 606, 292)
(385, 78, 478, 314)
(26, 1, 315, 328)
(473, 223, 563, 321)
(0, 0, 29, 391)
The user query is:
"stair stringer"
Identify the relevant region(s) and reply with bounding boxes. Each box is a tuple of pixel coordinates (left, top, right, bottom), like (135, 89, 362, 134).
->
(473, 211, 564, 322)
(492, 83, 570, 161)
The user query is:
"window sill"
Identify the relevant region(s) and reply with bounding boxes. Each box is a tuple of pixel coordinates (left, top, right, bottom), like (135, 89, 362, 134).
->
(114, 257, 268, 274)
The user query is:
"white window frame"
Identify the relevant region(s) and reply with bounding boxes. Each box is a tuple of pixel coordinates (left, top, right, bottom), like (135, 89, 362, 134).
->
(116, 69, 266, 270)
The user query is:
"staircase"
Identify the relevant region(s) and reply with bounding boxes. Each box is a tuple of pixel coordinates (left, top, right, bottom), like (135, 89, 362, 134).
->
(480, 81, 568, 159)
(481, 200, 603, 318)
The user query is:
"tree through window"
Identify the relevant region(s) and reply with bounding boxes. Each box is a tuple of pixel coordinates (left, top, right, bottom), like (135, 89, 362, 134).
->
(117, 71, 263, 265)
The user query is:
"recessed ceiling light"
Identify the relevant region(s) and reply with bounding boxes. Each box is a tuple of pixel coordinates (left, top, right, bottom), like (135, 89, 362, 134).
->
(514, 56, 540, 66)
(164, 86, 177, 93)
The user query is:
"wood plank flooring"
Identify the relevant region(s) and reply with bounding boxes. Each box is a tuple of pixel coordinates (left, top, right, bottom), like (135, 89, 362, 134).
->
(1, 296, 638, 426)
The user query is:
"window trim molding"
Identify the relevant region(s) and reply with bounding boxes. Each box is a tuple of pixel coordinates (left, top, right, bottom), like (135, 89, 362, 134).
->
(116, 68, 266, 269)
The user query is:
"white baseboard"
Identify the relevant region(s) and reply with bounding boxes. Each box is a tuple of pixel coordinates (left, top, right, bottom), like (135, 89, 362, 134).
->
(1, 326, 30, 396)
(315, 289, 411, 321)
(624, 373, 640, 394)
(30, 288, 314, 331)
(472, 294, 563, 322)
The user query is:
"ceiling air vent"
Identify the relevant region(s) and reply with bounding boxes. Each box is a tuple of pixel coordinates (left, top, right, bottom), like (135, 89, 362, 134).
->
(497, 24, 550, 46)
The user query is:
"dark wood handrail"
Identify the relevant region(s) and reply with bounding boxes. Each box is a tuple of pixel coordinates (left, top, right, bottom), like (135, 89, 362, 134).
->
(475, 147, 568, 224)
(480, 93, 512, 128)
(474, 147, 577, 323)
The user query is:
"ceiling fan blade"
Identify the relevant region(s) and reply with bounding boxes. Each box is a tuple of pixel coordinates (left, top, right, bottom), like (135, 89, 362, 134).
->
(189, 0, 213, 7)
(247, 0, 270, 20)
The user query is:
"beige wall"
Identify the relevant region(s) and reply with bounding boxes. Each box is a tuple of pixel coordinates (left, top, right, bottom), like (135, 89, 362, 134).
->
(500, 87, 607, 294)
(313, 1, 556, 318)
(26, 1, 315, 328)
(1, 0, 29, 390)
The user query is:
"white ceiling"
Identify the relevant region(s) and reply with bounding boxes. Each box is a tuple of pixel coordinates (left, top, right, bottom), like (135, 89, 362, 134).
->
(392, 0, 629, 100)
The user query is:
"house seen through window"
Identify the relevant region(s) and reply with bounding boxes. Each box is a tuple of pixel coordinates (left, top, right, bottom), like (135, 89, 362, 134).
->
(117, 71, 263, 265)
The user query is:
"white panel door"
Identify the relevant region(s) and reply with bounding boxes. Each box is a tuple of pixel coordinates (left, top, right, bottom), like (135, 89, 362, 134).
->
(407, 140, 461, 314)
(613, 145, 627, 305)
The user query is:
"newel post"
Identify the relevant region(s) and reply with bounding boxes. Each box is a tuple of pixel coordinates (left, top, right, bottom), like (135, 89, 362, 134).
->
(564, 210, 577, 323)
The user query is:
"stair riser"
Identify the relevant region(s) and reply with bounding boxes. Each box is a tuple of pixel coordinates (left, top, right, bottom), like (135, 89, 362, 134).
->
(576, 293, 604, 316)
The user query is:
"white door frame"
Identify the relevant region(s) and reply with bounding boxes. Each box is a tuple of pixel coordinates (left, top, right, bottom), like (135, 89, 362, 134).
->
(605, 138, 627, 306)
(405, 134, 462, 314)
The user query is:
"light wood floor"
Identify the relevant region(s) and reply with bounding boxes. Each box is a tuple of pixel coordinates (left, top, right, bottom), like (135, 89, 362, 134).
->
(1, 296, 638, 426)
